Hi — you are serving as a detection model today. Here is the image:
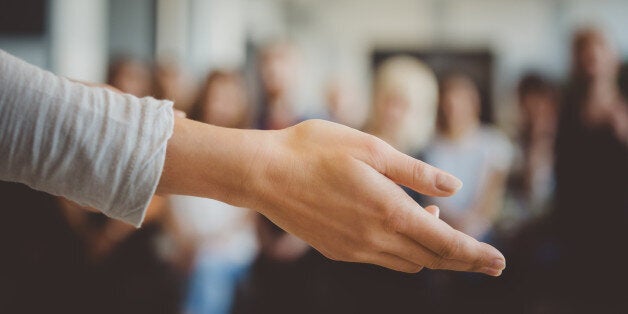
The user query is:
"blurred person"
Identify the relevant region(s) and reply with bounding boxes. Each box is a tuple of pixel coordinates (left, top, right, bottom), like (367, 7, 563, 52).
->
(516, 74, 559, 215)
(423, 74, 513, 241)
(169, 70, 258, 314)
(256, 42, 301, 130)
(504, 73, 559, 230)
(154, 57, 197, 114)
(364, 56, 440, 217)
(496, 28, 628, 313)
(106, 56, 152, 97)
(364, 56, 439, 155)
(550, 27, 628, 309)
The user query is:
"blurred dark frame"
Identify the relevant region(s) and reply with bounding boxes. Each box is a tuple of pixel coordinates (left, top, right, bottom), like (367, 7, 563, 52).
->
(372, 48, 495, 124)
(0, 0, 48, 36)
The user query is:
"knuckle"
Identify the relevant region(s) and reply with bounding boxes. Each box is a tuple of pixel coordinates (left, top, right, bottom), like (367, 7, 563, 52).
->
(411, 161, 430, 186)
(473, 242, 492, 267)
(364, 135, 387, 171)
(301, 118, 324, 128)
(293, 119, 326, 138)
(439, 233, 462, 260)
(427, 256, 445, 270)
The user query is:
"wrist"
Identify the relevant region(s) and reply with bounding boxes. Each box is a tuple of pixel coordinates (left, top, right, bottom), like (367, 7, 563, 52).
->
(159, 118, 263, 205)
(228, 128, 280, 210)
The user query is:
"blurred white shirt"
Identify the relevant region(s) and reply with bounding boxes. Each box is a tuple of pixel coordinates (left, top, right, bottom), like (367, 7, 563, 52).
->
(423, 126, 513, 218)
(169, 195, 257, 263)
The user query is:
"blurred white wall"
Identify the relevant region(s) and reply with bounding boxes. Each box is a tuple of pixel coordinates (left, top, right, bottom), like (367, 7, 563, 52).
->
(245, 0, 628, 122)
(51, 0, 108, 82)
(0, 37, 49, 68)
(155, 0, 190, 62)
(276, 0, 438, 119)
(2, 0, 628, 120)
(189, 0, 247, 75)
(109, 0, 155, 60)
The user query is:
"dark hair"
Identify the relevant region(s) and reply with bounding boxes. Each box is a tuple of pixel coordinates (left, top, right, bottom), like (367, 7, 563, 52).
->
(518, 72, 555, 101)
(436, 72, 481, 131)
(439, 72, 473, 94)
(570, 27, 610, 79)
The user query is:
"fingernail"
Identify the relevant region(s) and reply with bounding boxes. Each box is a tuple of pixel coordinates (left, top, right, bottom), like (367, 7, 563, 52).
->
(490, 258, 506, 270)
(480, 267, 503, 277)
(436, 173, 463, 193)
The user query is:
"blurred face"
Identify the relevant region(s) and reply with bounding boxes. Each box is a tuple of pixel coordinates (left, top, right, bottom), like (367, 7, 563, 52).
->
(440, 79, 480, 137)
(575, 31, 619, 80)
(375, 89, 411, 133)
(521, 93, 557, 129)
(111, 62, 151, 97)
(202, 77, 247, 128)
(260, 47, 297, 97)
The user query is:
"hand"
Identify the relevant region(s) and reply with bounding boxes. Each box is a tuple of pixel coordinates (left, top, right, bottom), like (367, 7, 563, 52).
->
(244, 120, 505, 275)
(160, 118, 506, 275)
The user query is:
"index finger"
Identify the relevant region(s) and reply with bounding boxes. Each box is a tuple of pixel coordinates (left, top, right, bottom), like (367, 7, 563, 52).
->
(361, 138, 462, 197)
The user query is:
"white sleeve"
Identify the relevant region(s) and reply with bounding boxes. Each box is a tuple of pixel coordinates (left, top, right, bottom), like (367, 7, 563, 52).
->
(0, 50, 174, 227)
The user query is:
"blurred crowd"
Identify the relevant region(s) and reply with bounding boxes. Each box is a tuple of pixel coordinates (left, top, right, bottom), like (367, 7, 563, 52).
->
(1, 26, 627, 314)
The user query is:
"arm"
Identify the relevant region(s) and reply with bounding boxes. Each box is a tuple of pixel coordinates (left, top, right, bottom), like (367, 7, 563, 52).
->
(0, 50, 173, 226)
(158, 118, 506, 275)
(0, 50, 504, 275)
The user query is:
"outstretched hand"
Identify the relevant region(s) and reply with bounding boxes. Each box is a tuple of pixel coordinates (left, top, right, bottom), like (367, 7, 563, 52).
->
(160, 118, 506, 276)
(245, 120, 505, 275)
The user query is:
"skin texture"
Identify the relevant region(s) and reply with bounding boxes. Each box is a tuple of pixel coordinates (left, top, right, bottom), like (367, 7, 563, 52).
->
(157, 118, 506, 276)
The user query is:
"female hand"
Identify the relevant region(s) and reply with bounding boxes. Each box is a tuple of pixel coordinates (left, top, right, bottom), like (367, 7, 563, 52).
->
(244, 120, 505, 275)
(160, 119, 506, 275)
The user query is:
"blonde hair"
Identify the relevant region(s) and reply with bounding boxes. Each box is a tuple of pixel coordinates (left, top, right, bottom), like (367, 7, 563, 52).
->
(368, 56, 438, 153)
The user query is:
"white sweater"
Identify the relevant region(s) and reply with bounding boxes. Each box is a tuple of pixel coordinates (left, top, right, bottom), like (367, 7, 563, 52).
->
(0, 50, 174, 227)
